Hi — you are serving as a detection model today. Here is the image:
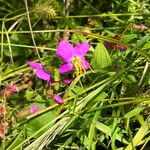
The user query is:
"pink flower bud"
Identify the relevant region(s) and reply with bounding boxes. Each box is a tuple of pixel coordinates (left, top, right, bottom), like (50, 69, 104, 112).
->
(10, 85, 18, 93)
(53, 94, 64, 104)
(3, 84, 18, 96)
(62, 79, 73, 85)
(29, 105, 40, 114)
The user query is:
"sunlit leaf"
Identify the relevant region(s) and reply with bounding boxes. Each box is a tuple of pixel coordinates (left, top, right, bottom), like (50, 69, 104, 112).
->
(91, 43, 112, 69)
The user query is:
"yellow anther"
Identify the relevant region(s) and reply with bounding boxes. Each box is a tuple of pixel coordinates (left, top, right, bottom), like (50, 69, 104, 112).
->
(72, 56, 86, 76)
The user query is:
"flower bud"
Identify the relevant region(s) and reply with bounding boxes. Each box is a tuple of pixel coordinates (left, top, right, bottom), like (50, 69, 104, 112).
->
(53, 94, 64, 104)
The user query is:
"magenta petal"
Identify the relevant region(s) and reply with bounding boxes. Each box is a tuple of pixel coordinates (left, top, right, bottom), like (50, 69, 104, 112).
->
(29, 106, 40, 114)
(9, 85, 18, 93)
(35, 69, 52, 82)
(56, 40, 74, 63)
(53, 94, 64, 104)
(59, 63, 73, 74)
(81, 58, 90, 70)
(74, 43, 90, 57)
(27, 61, 42, 69)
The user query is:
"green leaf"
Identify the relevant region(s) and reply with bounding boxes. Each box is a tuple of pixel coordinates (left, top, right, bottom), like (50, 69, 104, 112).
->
(95, 122, 128, 144)
(122, 34, 137, 42)
(122, 74, 137, 84)
(88, 108, 101, 150)
(25, 90, 35, 100)
(54, 68, 60, 82)
(91, 43, 112, 69)
(124, 107, 145, 118)
(144, 41, 150, 49)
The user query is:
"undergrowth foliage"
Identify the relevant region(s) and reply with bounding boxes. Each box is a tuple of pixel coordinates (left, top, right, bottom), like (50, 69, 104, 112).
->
(0, 0, 150, 150)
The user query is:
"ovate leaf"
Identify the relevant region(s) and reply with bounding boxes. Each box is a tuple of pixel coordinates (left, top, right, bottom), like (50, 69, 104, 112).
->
(91, 43, 112, 69)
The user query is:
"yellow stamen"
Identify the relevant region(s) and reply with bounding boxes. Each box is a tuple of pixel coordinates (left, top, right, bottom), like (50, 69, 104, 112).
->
(72, 56, 86, 76)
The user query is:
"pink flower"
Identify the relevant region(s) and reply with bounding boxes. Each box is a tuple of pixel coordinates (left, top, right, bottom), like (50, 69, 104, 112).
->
(27, 61, 52, 83)
(56, 40, 90, 75)
(3, 83, 18, 96)
(53, 94, 64, 104)
(62, 79, 73, 85)
(29, 105, 40, 114)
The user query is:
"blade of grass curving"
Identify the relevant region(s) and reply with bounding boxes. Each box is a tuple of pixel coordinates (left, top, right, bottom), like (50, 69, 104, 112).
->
(140, 136, 150, 150)
(40, 12, 150, 19)
(6, 131, 24, 150)
(127, 124, 135, 150)
(4, 24, 14, 65)
(136, 114, 145, 126)
(111, 118, 120, 149)
(24, 0, 41, 62)
(8, 17, 24, 32)
(2, 11, 27, 22)
(125, 117, 150, 150)
(87, 103, 102, 150)
(124, 107, 145, 118)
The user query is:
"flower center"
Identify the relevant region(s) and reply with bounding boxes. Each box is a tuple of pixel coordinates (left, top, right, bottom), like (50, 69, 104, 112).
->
(72, 56, 86, 76)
